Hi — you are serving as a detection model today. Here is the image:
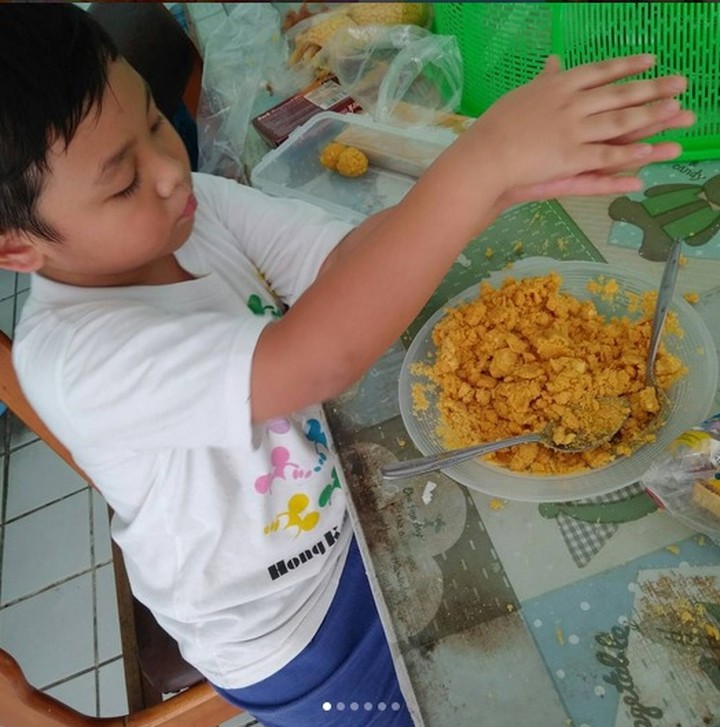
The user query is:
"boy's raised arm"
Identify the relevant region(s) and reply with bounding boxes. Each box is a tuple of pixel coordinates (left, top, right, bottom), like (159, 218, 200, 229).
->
(250, 55, 694, 423)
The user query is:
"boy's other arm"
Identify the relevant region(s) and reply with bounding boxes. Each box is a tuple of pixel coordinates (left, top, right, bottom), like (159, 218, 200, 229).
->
(250, 55, 693, 424)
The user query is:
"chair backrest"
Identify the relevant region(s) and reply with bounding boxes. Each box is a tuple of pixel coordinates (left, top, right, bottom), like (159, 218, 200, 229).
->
(0, 331, 242, 726)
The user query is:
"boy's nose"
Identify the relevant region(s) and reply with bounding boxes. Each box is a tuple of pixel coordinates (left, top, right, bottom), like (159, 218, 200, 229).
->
(155, 154, 187, 199)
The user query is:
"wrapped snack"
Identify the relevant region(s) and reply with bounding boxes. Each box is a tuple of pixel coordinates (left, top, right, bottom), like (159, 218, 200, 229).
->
(641, 414, 720, 540)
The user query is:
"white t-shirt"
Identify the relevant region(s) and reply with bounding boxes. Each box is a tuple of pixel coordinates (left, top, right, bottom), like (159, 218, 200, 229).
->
(14, 173, 356, 688)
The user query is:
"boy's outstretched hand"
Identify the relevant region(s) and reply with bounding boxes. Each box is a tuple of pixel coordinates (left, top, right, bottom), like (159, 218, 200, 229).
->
(459, 54, 694, 204)
(251, 54, 695, 424)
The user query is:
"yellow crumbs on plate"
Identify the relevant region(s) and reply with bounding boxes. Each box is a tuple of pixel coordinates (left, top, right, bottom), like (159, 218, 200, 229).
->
(411, 272, 687, 475)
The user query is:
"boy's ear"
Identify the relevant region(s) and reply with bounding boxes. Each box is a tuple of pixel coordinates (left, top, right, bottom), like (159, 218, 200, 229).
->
(0, 231, 45, 273)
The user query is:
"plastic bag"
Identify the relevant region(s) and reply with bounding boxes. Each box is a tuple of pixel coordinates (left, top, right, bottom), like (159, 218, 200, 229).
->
(641, 413, 720, 540)
(319, 24, 463, 128)
(196, 4, 313, 182)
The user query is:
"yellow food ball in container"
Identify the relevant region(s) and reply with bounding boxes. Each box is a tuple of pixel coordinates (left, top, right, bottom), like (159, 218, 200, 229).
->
(335, 147, 369, 177)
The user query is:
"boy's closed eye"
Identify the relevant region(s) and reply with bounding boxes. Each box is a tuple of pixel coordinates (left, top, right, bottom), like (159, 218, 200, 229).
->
(111, 112, 166, 200)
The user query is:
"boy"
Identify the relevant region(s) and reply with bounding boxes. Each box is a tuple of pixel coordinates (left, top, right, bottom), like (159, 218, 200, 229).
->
(0, 5, 693, 726)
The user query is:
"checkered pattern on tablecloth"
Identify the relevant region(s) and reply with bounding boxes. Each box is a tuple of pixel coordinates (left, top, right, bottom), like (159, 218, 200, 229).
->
(557, 483, 645, 567)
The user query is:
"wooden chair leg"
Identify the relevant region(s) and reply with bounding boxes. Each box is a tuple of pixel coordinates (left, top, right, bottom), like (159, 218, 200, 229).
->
(111, 540, 164, 710)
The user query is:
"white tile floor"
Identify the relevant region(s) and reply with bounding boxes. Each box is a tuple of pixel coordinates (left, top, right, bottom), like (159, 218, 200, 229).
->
(0, 268, 257, 724)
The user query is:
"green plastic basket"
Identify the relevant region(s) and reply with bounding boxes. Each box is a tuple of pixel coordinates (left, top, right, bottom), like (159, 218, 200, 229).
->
(433, 2, 720, 161)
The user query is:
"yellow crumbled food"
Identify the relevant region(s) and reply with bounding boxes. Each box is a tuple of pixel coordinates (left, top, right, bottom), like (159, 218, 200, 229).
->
(335, 147, 369, 177)
(485, 248, 494, 259)
(319, 142, 347, 170)
(587, 275, 620, 302)
(413, 272, 687, 474)
(683, 291, 700, 304)
(489, 498, 506, 510)
(411, 382, 430, 412)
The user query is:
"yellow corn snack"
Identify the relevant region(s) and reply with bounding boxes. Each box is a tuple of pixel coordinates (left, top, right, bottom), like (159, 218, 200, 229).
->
(348, 3, 429, 26)
(289, 3, 429, 66)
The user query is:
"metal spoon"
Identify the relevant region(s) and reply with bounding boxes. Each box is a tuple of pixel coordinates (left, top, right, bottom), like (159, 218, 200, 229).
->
(646, 238, 683, 395)
(381, 396, 630, 480)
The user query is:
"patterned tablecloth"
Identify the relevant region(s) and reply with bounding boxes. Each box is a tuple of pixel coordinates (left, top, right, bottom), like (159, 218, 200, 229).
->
(324, 195, 720, 727)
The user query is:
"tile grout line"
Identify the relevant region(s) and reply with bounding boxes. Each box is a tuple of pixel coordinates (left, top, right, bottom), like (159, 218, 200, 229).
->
(2, 485, 90, 527)
(40, 654, 125, 694)
(0, 559, 113, 611)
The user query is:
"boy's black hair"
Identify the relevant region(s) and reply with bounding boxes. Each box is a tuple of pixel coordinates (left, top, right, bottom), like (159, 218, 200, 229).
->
(0, 4, 119, 242)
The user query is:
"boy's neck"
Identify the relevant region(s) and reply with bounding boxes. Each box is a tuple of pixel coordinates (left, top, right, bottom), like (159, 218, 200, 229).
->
(38, 254, 196, 288)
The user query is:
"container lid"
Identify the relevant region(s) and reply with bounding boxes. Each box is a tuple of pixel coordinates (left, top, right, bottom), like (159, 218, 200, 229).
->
(251, 111, 455, 224)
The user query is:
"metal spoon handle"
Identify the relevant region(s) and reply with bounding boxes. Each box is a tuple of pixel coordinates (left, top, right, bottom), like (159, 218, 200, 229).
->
(646, 238, 683, 384)
(380, 433, 542, 480)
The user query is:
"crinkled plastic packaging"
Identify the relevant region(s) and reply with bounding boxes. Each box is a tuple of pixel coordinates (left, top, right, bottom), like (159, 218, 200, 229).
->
(641, 413, 720, 541)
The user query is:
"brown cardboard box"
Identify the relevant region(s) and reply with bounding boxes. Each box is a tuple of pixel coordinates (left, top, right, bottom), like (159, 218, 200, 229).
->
(252, 75, 362, 147)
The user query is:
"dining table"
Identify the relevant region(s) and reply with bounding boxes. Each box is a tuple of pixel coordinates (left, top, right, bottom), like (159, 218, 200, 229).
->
(321, 179, 720, 727)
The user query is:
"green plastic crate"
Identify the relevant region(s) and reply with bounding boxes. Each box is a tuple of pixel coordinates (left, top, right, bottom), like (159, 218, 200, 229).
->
(433, 2, 720, 161)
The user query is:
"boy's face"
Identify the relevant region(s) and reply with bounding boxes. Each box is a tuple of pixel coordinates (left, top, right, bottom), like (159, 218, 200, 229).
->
(14, 58, 195, 286)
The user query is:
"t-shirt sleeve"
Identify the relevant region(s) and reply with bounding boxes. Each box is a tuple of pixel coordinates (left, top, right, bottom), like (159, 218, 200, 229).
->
(192, 173, 354, 306)
(14, 304, 268, 453)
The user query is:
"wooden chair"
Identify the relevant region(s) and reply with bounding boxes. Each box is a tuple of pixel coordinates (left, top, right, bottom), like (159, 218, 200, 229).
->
(0, 331, 244, 726)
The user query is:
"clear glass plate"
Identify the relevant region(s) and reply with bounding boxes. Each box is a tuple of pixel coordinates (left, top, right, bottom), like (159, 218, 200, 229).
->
(398, 258, 719, 502)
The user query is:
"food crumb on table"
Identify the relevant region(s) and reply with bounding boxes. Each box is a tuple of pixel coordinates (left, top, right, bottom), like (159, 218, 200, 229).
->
(421, 481, 437, 505)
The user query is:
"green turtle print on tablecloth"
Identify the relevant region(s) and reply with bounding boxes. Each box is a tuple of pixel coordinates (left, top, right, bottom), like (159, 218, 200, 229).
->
(608, 160, 720, 261)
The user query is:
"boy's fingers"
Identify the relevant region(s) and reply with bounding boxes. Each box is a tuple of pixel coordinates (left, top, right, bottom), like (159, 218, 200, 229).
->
(590, 141, 685, 176)
(565, 54, 656, 90)
(517, 173, 644, 202)
(611, 109, 695, 144)
(585, 140, 683, 172)
(541, 55, 562, 75)
(578, 75, 687, 115)
(582, 100, 690, 143)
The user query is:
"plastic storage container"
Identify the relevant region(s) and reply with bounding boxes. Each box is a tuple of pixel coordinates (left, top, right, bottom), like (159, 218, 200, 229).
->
(432, 2, 720, 161)
(250, 111, 455, 224)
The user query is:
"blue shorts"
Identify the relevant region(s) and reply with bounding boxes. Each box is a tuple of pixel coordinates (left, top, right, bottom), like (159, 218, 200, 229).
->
(212, 537, 415, 727)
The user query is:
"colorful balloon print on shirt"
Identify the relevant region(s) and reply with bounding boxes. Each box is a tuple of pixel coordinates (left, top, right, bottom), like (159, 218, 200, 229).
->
(254, 446, 317, 494)
(264, 493, 320, 536)
(318, 467, 341, 508)
(254, 419, 333, 494)
(262, 468, 342, 538)
(304, 418, 329, 472)
(247, 293, 282, 318)
(266, 418, 291, 434)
